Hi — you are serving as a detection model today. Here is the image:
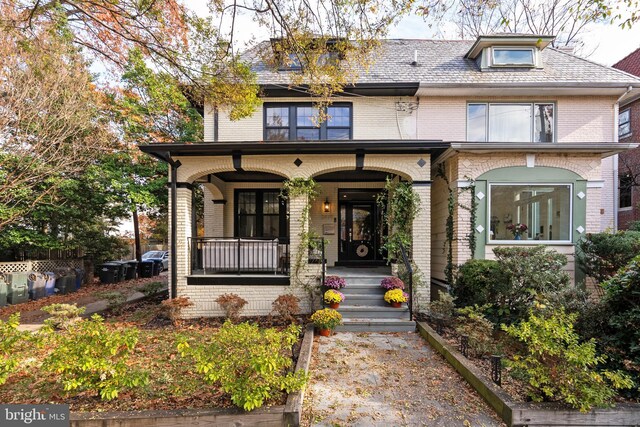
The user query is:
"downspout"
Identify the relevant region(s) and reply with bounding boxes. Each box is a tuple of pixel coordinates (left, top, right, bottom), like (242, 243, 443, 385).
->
(614, 86, 633, 230)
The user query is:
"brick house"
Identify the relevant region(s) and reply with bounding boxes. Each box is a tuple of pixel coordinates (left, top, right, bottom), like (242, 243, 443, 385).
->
(614, 47, 640, 229)
(140, 34, 640, 329)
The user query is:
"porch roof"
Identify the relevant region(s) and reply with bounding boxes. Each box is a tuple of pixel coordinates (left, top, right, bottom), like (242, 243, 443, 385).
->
(139, 140, 450, 161)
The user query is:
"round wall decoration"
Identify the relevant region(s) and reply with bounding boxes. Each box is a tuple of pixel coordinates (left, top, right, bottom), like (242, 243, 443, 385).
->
(356, 244, 369, 257)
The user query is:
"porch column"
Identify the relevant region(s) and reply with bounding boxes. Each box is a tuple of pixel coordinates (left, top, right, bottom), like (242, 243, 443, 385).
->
(202, 186, 224, 236)
(169, 186, 192, 298)
(412, 183, 431, 312)
(288, 193, 308, 279)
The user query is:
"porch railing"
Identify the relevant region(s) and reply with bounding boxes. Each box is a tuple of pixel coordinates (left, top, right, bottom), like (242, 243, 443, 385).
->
(399, 242, 413, 320)
(190, 237, 289, 275)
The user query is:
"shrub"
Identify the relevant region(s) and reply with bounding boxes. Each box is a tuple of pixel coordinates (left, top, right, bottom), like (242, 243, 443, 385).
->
(137, 281, 166, 296)
(42, 303, 86, 330)
(577, 231, 640, 283)
(160, 297, 194, 324)
(492, 246, 570, 324)
(323, 289, 344, 304)
(428, 290, 455, 320)
(271, 294, 300, 323)
(95, 291, 126, 315)
(324, 275, 346, 289)
(453, 259, 506, 308)
(0, 314, 28, 385)
(384, 289, 409, 304)
(177, 322, 307, 411)
(594, 255, 640, 398)
(42, 314, 148, 400)
(215, 293, 248, 322)
(310, 308, 342, 330)
(380, 276, 404, 290)
(455, 306, 495, 357)
(503, 307, 633, 412)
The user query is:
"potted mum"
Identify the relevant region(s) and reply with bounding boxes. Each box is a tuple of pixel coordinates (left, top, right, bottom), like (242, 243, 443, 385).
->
(324, 289, 345, 309)
(384, 289, 409, 308)
(380, 276, 404, 291)
(324, 275, 346, 289)
(310, 308, 343, 336)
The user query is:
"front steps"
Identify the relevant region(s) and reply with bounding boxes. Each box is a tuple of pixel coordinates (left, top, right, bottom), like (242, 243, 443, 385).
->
(332, 273, 415, 333)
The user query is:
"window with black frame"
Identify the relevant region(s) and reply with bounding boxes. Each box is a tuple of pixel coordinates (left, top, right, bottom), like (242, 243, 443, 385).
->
(235, 190, 288, 240)
(264, 103, 352, 141)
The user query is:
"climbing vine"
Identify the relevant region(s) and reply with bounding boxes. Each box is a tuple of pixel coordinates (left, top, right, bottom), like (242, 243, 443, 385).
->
(376, 177, 420, 263)
(435, 164, 477, 286)
(280, 178, 321, 295)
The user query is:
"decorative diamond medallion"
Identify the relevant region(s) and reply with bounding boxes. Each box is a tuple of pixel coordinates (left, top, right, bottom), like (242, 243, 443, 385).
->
(476, 225, 485, 233)
(417, 158, 427, 168)
(294, 158, 303, 167)
(576, 226, 585, 234)
(476, 191, 485, 200)
(577, 191, 585, 200)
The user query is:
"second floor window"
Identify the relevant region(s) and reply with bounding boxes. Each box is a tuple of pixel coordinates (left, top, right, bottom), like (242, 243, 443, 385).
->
(264, 103, 352, 141)
(467, 103, 554, 143)
(619, 109, 631, 138)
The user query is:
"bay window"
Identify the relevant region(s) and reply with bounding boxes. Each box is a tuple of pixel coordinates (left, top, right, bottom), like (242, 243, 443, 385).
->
(489, 184, 572, 242)
(467, 103, 554, 142)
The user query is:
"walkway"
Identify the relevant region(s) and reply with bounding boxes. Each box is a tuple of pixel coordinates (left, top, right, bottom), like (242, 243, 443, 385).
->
(302, 332, 505, 427)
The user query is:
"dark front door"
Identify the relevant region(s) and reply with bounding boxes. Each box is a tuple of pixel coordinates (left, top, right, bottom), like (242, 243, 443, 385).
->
(339, 198, 384, 264)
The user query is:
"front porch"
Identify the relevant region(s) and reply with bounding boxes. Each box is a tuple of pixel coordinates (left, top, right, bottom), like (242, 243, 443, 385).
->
(140, 141, 445, 318)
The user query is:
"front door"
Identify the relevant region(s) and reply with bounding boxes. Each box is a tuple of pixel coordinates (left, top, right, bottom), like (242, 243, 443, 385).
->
(338, 194, 384, 264)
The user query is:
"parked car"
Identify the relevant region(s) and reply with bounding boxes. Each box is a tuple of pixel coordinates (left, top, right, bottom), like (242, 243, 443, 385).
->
(141, 250, 169, 271)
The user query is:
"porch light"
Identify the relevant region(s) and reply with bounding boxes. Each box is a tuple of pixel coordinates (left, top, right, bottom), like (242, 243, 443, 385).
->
(323, 198, 331, 213)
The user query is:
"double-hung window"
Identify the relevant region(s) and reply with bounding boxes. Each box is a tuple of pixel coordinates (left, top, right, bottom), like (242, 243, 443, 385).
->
(619, 175, 633, 209)
(467, 103, 554, 142)
(619, 109, 631, 138)
(264, 103, 352, 141)
(489, 183, 572, 242)
(235, 190, 288, 240)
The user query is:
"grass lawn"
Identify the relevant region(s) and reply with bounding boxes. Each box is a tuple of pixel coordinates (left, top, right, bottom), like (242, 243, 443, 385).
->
(0, 295, 298, 412)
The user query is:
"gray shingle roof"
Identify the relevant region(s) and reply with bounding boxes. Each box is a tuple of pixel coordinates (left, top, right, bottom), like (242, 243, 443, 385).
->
(249, 39, 640, 86)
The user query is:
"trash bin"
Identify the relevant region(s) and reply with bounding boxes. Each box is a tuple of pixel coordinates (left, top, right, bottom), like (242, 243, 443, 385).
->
(152, 260, 163, 276)
(98, 263, 119, 284)
(55, 273, 76, 295)
(27, 272, 46, 300)
(139, 260, 154, 278)
(44, 272, 56, 296)
(111, 261, 129, 282)
(74, 268, 85, 290)
(0, 274, 7, 307)
(6, 272, 29, 304)
(125, 261, 138, 280)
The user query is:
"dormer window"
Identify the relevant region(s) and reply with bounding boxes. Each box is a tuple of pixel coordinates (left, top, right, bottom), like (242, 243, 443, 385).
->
(492, 47, 535, 66)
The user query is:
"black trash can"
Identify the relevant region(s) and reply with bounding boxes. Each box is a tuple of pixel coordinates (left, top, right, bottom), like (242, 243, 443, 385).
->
(125, 261, 138, 280)
(139, 260, 154, 278)
(152, 260, 163, 276)
(55, 273, 76, 295)
(109, 261, 129, 282)
(98, 263, 119, 284)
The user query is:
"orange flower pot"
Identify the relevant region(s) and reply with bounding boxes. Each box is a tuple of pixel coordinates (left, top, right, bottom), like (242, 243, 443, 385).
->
(318, 328, 331, 337)
(329, 302, 340, 309)
(391, 302, 402, 308)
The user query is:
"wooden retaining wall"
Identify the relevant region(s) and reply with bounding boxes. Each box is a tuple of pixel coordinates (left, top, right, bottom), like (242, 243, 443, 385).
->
(69, 325, 314, 427)
(417, 321, 640, 427)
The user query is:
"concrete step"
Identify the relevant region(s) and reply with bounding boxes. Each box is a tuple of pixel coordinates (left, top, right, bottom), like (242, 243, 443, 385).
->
(341, 294, 388, 306)
(342, 276, 387, 286)
(336, 319, 416, 333)
(340, 285, 385, 295)
(337, 305, 410, 320)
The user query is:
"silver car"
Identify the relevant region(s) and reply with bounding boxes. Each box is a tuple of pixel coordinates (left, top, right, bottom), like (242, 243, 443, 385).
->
(141, 250, 169, 271)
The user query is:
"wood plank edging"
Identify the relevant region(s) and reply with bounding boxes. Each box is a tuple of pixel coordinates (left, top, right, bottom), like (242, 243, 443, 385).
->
(284, 324, 315, 427)
(416, 321, 640, 427)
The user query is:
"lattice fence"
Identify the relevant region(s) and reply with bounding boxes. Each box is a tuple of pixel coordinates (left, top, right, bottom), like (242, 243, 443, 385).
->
(0, 259, 83, 275)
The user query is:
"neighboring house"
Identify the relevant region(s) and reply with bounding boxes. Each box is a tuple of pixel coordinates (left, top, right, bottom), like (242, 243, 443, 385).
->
(613, 47, 640, 229)
(141, 34, 640, 322)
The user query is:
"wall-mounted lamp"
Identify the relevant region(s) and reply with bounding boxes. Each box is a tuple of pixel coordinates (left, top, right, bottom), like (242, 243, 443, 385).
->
(323, 197, 331, 213)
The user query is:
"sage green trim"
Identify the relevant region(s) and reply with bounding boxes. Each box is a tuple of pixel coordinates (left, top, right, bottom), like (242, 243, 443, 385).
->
(474, 167, 587, 284)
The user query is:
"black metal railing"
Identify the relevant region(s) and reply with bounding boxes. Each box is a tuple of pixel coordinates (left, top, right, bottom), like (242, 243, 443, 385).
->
(399, 242, 413, 320)
(190, 237, 289, 275)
